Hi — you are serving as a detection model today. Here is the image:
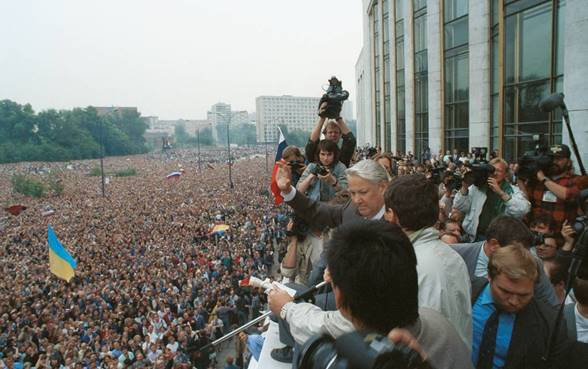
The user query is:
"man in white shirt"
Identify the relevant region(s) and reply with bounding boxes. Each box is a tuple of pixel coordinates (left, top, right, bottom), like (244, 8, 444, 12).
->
(564, 274, 588, 343)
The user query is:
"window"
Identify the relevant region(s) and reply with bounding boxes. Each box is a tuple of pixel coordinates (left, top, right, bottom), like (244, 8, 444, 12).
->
(414, 1, 428, 160)
(444, 0, 469, 153)
(395, 0, 405, 154)
(383, 0, 391, 151)
(372, 1, 382, 147)
(501, 0, 565, 161)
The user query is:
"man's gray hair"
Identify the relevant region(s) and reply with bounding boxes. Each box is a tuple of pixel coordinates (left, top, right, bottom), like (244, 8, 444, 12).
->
(345, 159, 390, 184)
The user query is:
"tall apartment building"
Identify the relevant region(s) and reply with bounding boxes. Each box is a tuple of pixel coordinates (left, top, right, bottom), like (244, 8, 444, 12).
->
(357, 0, 588, 164)
(256, 95, 322, 143)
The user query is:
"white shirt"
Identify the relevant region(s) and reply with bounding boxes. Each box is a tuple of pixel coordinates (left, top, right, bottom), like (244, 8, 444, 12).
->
(575, 304, 588, 343)
(474, 242, 490, 277)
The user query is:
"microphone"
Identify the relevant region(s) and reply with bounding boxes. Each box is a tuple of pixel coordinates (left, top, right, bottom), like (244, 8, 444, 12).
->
(538, 93, 565, 113)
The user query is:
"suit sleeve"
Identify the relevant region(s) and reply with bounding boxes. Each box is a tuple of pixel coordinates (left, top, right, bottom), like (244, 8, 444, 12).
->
(286, 190, 346, 229)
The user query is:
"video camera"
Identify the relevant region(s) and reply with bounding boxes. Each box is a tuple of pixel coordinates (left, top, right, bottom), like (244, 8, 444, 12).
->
(298, 331, 433, 369)
(319, 76, 350, 119)
(517, 135, 554, 181)
(429, 167, 462, 192)
(463, 162, 495, 188)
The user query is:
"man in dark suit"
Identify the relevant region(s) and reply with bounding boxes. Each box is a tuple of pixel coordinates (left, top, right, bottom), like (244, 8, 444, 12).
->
(471, 245, 588, 369)
(451, 215, 560, 307)
(276, 159, 389, 227)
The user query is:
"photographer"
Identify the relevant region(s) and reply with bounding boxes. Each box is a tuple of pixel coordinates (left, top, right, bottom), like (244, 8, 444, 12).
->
(268, 220, 473, 369)
(454, 157, 530, 242)
(280, 215, 323, 286)
(305, 102, 356, 168)
(297, 140, 348, 202)
(282, 145, 306, 187)
(519, 144, 583, 231)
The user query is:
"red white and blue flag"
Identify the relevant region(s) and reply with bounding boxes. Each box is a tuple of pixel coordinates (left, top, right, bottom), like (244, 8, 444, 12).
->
(270, 128, 288, 205)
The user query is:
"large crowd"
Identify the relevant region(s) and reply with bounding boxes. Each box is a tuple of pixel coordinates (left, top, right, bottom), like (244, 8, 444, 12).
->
(0, 147, 285, 369)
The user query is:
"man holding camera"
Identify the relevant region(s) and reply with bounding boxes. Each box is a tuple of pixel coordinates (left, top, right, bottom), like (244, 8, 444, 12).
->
(519, 144, 583, 231)
(305, 102, 356, 168)
(454, 158, 530, 242)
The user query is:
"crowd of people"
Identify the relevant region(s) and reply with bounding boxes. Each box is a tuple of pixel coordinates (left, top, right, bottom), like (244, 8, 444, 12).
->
(0, 147, 287, 369)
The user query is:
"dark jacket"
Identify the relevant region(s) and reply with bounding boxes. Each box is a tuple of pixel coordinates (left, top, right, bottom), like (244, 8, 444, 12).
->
(471, 278, 588, 369)
(286, 188, 370, 230)
(305, 131, 356, 168)
(452, 241, 560, 307)
(563, 303, 577, 341)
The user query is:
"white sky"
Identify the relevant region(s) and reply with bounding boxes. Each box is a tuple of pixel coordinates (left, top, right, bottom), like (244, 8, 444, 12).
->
(0, 0, 363, 120)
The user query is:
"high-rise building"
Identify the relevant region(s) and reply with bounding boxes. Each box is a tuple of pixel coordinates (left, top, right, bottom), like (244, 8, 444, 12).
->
(256, 95, 321, 143)
(358, 0, 588, 164)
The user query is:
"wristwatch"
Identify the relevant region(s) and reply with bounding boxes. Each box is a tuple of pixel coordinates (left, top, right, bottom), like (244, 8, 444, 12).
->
(280, 302, 292, 320)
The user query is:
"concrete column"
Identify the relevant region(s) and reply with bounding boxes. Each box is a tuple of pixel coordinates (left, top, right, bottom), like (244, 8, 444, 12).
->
(404, 1, 415, 154)
(389, 0, 398, 153)
(468, 0, 491, 150)
(427, 0, 443, 156)
(563, 0, 588, 172)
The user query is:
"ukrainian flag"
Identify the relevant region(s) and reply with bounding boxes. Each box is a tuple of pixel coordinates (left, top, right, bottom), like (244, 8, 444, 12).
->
(48, 225, 77, 282)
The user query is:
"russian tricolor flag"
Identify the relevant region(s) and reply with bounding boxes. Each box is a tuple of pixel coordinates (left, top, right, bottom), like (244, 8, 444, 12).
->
(270, 128, 288, 205)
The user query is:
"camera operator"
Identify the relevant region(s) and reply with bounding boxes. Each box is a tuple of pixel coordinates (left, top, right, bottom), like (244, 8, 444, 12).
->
(268, 220, 474, 369)
(518, 144, 583, 231)
(454, 157, 530, 242)
(280, 215, 323, 286)
(306, 102, 356, 168)
(297, 140, 348, 202)
(282, 145, 306, 187)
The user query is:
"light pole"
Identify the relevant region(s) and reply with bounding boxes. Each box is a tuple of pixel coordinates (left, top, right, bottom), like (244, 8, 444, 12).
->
(227, 119, 234, 189)
(196, 127, 201, 172)
(211, 111, 234, 188)
(99, 116, 106, 197)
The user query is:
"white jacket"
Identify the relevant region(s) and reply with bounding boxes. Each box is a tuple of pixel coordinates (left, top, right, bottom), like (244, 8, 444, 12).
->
(453, 183, 530, 241)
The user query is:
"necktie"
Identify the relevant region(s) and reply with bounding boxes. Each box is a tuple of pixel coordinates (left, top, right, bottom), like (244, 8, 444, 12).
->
(477, 309, 500, 369)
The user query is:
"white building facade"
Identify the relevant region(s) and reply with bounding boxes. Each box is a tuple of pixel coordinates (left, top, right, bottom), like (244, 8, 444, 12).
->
(256, 95, 321, 143)
(358, 0, 588, 164)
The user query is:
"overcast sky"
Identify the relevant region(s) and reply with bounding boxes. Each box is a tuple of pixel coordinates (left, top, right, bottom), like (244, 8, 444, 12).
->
(0, 0, 363, 120)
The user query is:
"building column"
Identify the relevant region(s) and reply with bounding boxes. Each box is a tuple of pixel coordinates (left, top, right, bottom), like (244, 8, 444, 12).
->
(468, 0, 491, 151)
(563, 0, 588, 171)
(389, 1, 398, 154)
(404, 0, 415, 155)
(427, 0, 442, 156)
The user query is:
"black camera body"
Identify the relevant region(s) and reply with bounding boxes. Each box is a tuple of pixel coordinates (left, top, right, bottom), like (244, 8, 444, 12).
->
(289, 160, 305, 172)
(463, 163, 495, 188)
(311, 164, 330, 176)
(319, 76, 350, 119)
(298, 332, 431, 369)
(517, 149, 554, 181)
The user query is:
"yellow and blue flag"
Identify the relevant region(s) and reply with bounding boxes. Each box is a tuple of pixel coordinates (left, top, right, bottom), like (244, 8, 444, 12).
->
(48, 225, 77, 282)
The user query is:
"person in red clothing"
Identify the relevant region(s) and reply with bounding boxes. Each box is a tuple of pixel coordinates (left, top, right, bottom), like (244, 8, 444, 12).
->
(519, 144, 583, 231)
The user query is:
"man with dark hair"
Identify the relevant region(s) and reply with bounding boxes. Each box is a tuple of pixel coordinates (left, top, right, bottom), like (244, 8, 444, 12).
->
(268, 220, 473, 369)
(519, 144, 583, 232)
(471, 245, 588, 368)
(383, 174, 472, 347)
(451, 215, 560, 307)
(564, 265, 588, 343)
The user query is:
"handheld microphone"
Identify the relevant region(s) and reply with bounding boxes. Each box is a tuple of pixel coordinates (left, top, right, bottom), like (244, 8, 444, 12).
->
(538, 93, 565, 113)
